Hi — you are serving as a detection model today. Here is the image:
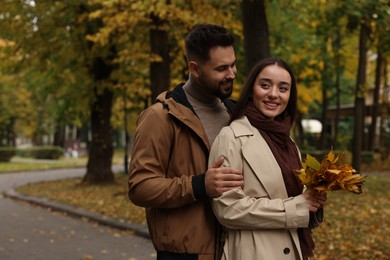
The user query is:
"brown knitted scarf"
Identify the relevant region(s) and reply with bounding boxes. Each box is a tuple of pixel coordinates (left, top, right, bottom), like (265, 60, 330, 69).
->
(245, 101, 314, 260)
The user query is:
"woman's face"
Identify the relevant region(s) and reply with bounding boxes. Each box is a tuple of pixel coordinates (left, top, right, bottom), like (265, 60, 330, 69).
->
(252, 64, 291, 120)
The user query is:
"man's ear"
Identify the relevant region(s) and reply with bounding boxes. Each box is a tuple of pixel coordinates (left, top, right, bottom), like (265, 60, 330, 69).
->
(189, 61, 200, 78)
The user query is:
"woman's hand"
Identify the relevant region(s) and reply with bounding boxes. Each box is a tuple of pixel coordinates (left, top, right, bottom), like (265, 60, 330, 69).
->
(303, 189, 327, 212)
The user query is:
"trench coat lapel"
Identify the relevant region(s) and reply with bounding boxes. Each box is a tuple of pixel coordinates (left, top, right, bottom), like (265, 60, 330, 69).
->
(230, 116, 289, 199)
(241, 130, 289, 200)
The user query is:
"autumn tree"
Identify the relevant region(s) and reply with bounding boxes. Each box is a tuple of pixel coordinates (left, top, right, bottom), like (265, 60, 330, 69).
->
(367, 4, 390, 152)
(6, 0, 388, 180)
(267, 0, 325, 147)
(347, 0, 388, 171)
(315, 1, 351, 150)
(0, 1, 90, 147)
(0, 1, 114, 182)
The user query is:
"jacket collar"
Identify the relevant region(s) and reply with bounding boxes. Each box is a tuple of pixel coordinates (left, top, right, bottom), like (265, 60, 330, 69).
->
(155, 84, 209, 149)
(158, 83, 235, 114)
(156, 83, 236, 150)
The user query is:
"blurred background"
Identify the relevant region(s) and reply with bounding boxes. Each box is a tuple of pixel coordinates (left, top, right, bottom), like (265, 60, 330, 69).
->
(0, 0, 389, 182)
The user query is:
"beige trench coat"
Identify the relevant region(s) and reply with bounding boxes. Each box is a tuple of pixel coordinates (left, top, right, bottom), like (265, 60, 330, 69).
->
(209, 116, 310, 260)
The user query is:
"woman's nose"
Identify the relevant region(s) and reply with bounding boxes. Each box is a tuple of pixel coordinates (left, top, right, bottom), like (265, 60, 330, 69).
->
(268, 87, 277, 98)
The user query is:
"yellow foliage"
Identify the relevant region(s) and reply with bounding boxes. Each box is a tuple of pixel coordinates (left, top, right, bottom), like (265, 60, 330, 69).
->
(296, 150, 366, 194)
(0, 38, 15, 47)
(297, 83, 321, 114)
(89, 9, 103, 20)
(310, 20, 320, 28)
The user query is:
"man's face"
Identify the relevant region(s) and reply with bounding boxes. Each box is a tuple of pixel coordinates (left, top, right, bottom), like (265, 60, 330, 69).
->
(193, 46, 236, 99)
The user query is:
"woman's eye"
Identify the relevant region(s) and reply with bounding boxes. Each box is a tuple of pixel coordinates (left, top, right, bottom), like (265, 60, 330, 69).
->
(279, 86, 289, 92)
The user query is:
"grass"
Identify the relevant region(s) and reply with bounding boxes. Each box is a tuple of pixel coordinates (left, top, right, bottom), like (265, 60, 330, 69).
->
(0, 157, 88, 172)
(15, 172, 390, 259)
(0, 154, 124, 173)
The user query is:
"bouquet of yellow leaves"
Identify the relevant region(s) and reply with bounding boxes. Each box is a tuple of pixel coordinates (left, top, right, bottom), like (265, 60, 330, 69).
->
(296, 150, 366, 194)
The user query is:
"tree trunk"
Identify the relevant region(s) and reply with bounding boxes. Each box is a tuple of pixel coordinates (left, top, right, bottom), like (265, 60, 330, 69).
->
(368, 43, 382, 151)
(352, 22, 369, 172)
(294, 111, 305, 148)
(332, 28, 342, 150)
(241, 0, 270, 73)
(150, 14, 170, 102)
(123, 92, 130, 175)
(319, 37, 331, 150)
(53, 123, 66, 147)
(84, 87, 114, 183)
(333, 73, 341, 150)
(6, 117, 16, 147)
(83, 57, 114, 184)
(379, 57, 389, 160)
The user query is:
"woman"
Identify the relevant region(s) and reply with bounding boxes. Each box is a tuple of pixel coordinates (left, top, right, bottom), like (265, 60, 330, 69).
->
(209, 57, 327, 260)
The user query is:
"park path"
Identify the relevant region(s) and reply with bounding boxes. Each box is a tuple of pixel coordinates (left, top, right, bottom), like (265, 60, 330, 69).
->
(0, 166, 156, 260)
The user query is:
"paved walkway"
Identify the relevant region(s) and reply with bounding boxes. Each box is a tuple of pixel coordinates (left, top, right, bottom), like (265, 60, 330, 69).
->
(0, 166, 156, 260)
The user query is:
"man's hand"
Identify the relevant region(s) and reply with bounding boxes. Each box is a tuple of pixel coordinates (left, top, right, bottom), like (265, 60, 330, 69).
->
(205, 156, 244, 198)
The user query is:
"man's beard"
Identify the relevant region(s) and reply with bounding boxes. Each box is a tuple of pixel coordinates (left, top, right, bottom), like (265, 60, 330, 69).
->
(213, 80, 233, 100)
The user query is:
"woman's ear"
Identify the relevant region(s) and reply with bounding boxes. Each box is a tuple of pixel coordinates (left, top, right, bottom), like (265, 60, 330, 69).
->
(189, 61, 200, 78)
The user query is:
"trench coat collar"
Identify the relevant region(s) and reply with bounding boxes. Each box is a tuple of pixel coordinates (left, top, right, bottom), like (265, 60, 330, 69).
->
(230, 116, 288, 199)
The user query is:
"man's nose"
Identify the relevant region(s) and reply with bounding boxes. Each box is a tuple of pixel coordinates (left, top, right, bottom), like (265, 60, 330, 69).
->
(226, 66, 236, 79)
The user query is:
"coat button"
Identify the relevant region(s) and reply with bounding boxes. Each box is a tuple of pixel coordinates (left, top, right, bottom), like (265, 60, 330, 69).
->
(283, 248, 290, 255)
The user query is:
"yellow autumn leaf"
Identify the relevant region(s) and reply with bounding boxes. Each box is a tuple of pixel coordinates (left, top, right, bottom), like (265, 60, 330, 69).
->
(305, 154, 321, 171)
(326, 169, 341, 174)
(325, 149, 336, 162)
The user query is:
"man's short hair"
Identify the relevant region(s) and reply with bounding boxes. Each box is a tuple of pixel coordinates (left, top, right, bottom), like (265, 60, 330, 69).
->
(185, 24, 234, 64)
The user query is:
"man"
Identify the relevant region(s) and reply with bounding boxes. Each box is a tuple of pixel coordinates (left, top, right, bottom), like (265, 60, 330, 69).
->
(128, 24, 244, 260)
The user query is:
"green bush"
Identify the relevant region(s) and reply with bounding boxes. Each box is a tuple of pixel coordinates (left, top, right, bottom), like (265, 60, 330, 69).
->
(0, 147, 16, 162)
(17, 146, 65, 160)
(361, 151, 375, 164)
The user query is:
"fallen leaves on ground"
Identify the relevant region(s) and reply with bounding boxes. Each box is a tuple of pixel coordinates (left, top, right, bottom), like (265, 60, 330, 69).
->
(312, 175, 390, 259)
(16, 174, 146, 224)
(16, 173, 390, 259)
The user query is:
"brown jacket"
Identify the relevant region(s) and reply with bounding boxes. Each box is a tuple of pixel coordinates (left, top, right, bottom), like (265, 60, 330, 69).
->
(128, 84, 234, 260)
